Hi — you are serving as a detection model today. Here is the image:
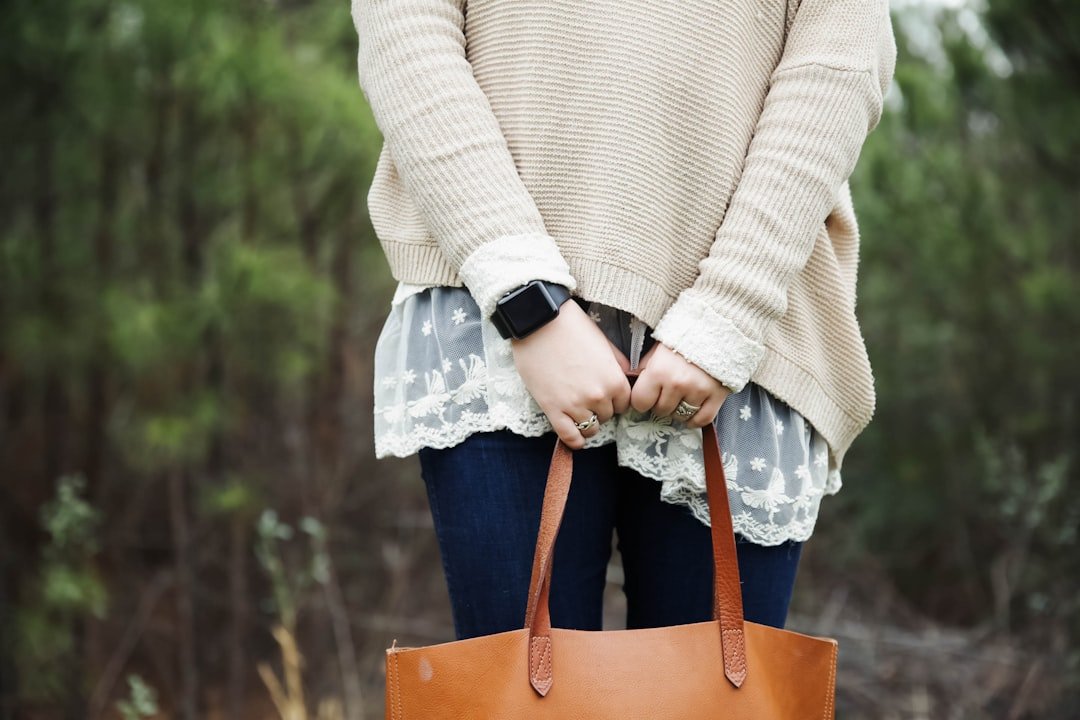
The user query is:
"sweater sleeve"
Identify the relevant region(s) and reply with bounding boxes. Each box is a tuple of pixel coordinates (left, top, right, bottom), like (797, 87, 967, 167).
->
(650, 0, 897, 393)
(351, 0, 577, 320)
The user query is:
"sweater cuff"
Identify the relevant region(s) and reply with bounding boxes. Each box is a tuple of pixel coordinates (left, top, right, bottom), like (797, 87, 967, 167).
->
(650, 289, 766, 394)
(457, 233, 578, 320)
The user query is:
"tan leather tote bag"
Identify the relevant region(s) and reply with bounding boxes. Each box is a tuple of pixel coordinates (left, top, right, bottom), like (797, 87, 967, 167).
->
(385, 375, 838, 719)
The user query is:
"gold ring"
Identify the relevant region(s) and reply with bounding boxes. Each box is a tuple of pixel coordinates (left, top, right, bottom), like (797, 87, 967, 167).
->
(575, 412, 599, 431)
(674, 400, 701, 419)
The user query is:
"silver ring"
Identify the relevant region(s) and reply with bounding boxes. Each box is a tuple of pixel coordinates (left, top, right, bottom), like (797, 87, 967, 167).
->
(674, 400, 701, 419)
(574, 412, 599, 431)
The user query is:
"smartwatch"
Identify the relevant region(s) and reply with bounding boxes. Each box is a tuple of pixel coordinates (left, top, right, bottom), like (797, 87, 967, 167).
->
(490, 280, 573, 340)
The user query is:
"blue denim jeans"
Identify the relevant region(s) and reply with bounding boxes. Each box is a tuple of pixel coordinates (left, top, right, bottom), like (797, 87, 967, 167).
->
(418, 428, 803, 640)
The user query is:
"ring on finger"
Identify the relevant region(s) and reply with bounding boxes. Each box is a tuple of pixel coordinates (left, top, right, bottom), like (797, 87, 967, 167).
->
(674, 400, 701, 419)
(574, 412, 599, 431)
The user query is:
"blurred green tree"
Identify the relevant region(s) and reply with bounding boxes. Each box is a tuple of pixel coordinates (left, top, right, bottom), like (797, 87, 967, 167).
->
(829, 0, 1079, 698)
(1, 0, 383, 717)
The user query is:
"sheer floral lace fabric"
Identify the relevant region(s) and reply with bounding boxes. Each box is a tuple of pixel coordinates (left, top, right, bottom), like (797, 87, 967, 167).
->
(373, 283, 843, 546)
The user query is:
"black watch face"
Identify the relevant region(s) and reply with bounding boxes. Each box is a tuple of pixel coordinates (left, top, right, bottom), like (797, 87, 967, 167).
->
(501, 282, 558, 337)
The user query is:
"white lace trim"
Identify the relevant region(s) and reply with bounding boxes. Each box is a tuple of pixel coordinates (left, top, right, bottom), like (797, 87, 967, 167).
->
(374, 283, 842, 547)
(376, 400, 842, 545)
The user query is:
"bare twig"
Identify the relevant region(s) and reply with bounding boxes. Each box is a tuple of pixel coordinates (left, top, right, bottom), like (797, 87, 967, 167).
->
(87, 571, 173, 720)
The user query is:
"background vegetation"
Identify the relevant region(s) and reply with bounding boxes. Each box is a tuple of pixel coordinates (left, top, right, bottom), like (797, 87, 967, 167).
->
(1, 0, 1076, 717)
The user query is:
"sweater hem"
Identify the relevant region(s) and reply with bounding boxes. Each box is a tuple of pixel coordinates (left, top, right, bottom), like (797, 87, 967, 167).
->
(380, 242, 681, 329)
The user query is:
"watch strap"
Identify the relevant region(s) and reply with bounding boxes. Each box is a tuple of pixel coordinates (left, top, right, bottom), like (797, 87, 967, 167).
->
(543, 281, 571, 308)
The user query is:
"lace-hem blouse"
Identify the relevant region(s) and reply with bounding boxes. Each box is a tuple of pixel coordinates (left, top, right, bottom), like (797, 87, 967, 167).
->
(373, 282, 842, 546)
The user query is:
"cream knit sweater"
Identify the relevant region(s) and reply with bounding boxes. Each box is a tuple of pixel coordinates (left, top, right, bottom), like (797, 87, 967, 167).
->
(351, 0, 897, 474)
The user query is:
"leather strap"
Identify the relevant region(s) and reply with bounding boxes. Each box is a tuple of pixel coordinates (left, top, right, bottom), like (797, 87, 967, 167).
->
(524, 369, 747, 696)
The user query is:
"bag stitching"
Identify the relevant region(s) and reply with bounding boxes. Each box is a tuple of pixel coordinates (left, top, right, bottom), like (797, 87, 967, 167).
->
(823, 642, 837, 719)
(721, 628, 747, 674)
(392, 650, 404, 719)
(388, 652, 396, 719)
(530, 636, 552, 683)
(385, 652, 394, 720)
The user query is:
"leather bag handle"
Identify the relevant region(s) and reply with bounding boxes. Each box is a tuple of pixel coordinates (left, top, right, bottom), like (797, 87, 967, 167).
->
(523, 369, 748, 697)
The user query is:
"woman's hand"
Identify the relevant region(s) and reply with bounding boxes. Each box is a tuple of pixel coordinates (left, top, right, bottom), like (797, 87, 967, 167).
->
(629, 341, 731, 429)
(510, 300, 633, 449)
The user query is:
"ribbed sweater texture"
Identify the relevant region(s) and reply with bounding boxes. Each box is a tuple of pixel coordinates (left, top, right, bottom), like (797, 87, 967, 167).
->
(351, 0, 898, 474)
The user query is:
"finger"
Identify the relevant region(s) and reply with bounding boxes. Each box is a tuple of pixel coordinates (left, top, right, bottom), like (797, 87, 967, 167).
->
(569, 407, 603, 439)
(594, 396, 616, 425)
(611, 375, 633, 415)
(551, 413, 587, 450)
(607, 339, 631, 374)
(629, 371, 662, 413)
(685, 391, 724, 429)
(581, 419, 602, 439)
(652, 381, 686, 417)
(576, 378, 615, 423)
(577, 395, 614, 426)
